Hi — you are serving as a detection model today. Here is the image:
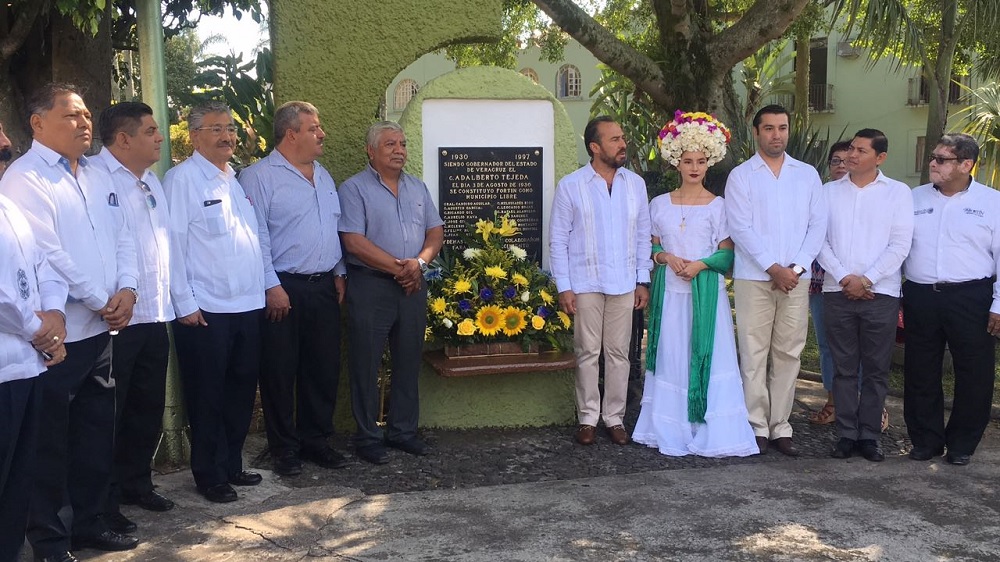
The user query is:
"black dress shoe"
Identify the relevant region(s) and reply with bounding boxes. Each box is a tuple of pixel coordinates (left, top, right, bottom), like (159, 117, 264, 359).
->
(831, 438, 855, 459)
(857, 439, 885, 462)
(386, 437, 428, 456)
(946, 452, 972, 465)
(754, 436, 768, 455)
(356, 444, 390, 465)
(198, 483, 238, 503)
(769, 437, 800, 457)
(36, 552, 79, 562)
(103, 510, 137, 534)
(121, 490, 175, 512)
(71, 529, 139, 551)
(302, 447, 348, 469)
(228, 471, 263, 486)
(274, 451, 303, 476)
(908, 446, 944, 461)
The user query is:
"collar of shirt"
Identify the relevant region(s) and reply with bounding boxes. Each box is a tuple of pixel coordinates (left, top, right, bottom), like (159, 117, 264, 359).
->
(842, 169, 889, 189)
(267, 148, 319, 182)
(584, 162, 627, 185)
(365, 163, 412, 193)
(31, 139, 89, 173)
(94, 147, 155, 184)
(191, 150, 236, 181)
(747, 151, 805, 174)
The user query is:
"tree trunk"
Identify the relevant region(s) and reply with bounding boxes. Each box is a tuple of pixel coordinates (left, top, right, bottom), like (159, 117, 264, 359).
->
(920, 0, 960, 184)
(794, 29, 810, 128)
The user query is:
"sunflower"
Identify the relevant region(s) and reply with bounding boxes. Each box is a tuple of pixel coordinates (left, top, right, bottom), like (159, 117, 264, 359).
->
(431, 297, 447, 314)
(501, 306, 528, 336)
(475, 305, 504, 336)
(457, 318, 476, 336)
(453, 278, 472, 294)
(531, 315, 545, 330)
(540, 289, 554, 305)
(484, 266, 507, 280)
(557, 310, 572, 329)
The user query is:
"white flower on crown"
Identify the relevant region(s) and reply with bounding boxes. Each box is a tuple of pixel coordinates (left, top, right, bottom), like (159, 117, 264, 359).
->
(657, 111, 731, 168)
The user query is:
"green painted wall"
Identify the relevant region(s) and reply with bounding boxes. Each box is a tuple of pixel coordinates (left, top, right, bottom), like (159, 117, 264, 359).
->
(269, 0, 503, 182)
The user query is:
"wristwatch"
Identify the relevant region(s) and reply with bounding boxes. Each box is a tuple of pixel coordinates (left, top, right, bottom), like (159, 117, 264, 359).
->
(791, 264, 806, 277)
(417, 257, 428, 272)
(636, 282, 650, 288)
(123, 287, 139, 303)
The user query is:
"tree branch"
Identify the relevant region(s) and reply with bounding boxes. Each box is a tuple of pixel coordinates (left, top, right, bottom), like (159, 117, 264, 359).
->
(708, 0, 812, 71)
(530, 0, 673, 109)
(1, 0, 49, 62)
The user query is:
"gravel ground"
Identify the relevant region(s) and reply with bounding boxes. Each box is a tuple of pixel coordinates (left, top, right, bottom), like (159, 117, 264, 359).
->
(242, 395, 913, 496)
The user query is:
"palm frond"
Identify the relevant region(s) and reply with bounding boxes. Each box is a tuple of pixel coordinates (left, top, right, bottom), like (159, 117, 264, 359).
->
(955, 82, 1000, 186)
(830, 0, 930, 71)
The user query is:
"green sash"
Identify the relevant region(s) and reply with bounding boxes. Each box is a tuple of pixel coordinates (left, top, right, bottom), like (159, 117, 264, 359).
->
(687, 248, 734, 423)
(645, 243, 667, 373)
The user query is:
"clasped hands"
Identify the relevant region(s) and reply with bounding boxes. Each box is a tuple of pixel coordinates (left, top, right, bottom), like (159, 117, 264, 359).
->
(101, 288, 136, 330)
(839, 274, 875, 300)
(659, 252, 707, 282)
(394, 258, 424, 295)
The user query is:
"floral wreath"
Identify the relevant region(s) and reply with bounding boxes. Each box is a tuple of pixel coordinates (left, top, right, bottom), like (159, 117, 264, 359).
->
(656, 110, 731, 167)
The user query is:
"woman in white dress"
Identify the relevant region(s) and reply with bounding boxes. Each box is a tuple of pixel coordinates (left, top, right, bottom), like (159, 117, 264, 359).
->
(632, 111, 758, 457)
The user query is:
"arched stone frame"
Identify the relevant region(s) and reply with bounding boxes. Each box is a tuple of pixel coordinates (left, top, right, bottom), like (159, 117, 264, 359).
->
(270, 0, 503, 181)
(556, 64, 582, 98)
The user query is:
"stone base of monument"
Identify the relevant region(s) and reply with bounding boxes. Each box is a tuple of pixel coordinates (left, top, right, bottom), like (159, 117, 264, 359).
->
(419, 350, 577, 428)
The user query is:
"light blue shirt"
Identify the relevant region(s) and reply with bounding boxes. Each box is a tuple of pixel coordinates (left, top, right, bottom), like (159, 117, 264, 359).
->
(338, 164, 443, 267)
(239, 149, 346, 289)
(548, 164, 652, 296)
(164, 151, 264, 317)
(0, 140, 138, 342)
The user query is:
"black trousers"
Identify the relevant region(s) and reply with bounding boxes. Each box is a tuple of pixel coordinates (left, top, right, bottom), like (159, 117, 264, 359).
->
(903, 279, 997, 455)
(824, 292, 898, 441)
(259, 273, 341, 456)
(346, 266, 427, 448)
(28, 333, 115, 557)
(0, 376, 40, 561)
(173, 311, 259, 489)
(107, 322, 169, 512)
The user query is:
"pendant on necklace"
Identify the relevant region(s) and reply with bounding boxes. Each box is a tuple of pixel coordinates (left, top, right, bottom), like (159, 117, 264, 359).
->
(679, 218, 686, 231)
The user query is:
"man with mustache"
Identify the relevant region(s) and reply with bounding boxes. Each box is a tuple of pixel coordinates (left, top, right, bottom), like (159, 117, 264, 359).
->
(240, 101, 348, 476)
(165, 101, 265, 502)
(338, 121, 443, 465)
(0, 120, 13, 174)
(726, 104, 826, 457)
(549, 116, 652, 446)
(0, 83, 140, 560)
(91, 102, 176, 533)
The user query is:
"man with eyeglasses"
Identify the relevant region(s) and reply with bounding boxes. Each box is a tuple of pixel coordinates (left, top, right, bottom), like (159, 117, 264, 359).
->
(903, 133, 1000, 466)
(91, 102, 175, 533)
(0, 83, 140, 560)
(240, 101, 348, 477)
(165, 101, 265, 503)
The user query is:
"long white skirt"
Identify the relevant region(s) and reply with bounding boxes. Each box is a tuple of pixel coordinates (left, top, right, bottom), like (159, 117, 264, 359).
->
(632, 285, 759, 457)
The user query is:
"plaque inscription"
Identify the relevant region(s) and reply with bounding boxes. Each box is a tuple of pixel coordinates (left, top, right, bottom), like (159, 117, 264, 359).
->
(438, 146, 544, 262)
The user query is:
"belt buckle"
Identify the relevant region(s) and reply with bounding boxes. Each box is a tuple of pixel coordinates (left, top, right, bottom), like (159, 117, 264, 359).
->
(307, 273, 323, 282)
(931, 282, 944, 292)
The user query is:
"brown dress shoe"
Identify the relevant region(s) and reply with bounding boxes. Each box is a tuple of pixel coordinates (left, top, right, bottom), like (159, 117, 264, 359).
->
(769, 437, 800, 457)
(575, 424, 596, 445)
(606, 424, 629, 445)
(755, 436, 768, 455)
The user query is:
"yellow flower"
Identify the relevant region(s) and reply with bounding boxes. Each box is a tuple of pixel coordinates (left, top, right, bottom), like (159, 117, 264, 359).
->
(484, 266, 507, 280)
(540, 289, 553, 305)
(496, 215, 519, 237)
(453, 278, 472, 294)
(501, 306, 527, 336)
(511, 273, 529, 287)
(557, 310, 572, 329)
(431, 297, 447, 314)
(475, 219, 494, 242)
(531, 315, 545, 330)
(457, 318, 476, 336)
(475, 306, 504, 336)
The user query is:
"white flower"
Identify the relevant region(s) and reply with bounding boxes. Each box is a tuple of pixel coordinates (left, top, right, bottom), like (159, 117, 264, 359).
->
(442, 318, 454, 328)
(463, 248, 482, 260)
(520, 291, 530, 302)
(509, 245, 527, 260)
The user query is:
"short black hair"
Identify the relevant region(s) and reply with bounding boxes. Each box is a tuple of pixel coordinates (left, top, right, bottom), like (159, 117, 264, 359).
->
(752, 104, 790, 130)
(853, 128, 888, 154)
(24, 82, 84, 136)
(99, 102, 154, 146)
(937, 133, 980, 164)
(584, 116, 617, 158)
(828, 140, 851, 161)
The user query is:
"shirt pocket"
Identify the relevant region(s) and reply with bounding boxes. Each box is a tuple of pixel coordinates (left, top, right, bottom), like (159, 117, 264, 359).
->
(409, 201, 426, 227)
(201, 202, 228, 236)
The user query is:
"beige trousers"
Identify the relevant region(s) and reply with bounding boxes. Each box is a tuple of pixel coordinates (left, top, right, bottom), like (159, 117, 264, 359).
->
(573, 291, 634, 427)
(733, 280, 809, 439)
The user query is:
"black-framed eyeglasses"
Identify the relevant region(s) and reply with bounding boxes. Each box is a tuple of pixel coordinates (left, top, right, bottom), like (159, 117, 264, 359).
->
(829, 157, 845, 166)
(137, 180, 156, 209)
(194, 125, 238, 135)
(929, 155, 962, 165)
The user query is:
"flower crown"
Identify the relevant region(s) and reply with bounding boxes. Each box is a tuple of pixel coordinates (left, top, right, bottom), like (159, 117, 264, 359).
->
(656, 110, 732, 167)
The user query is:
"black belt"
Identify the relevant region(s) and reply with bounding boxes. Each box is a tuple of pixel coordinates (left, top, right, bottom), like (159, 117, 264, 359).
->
(278, 270, 336, 283)
(909, 277, 995, 292)
(347, 264, 397, 281)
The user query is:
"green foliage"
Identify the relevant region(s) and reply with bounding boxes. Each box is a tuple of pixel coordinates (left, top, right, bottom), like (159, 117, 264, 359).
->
(956, 82, 1000, 187)
(443, 0, 576, 68)
(588, 65, 666, 173)
(53, 0, 107, 36)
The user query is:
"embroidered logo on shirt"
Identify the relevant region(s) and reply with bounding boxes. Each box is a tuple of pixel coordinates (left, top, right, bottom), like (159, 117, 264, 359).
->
(108, 192, 119, 207)
(17, 268, 29, 299)
(964, 208, 985, 217)
(914, 208, 934, 216)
